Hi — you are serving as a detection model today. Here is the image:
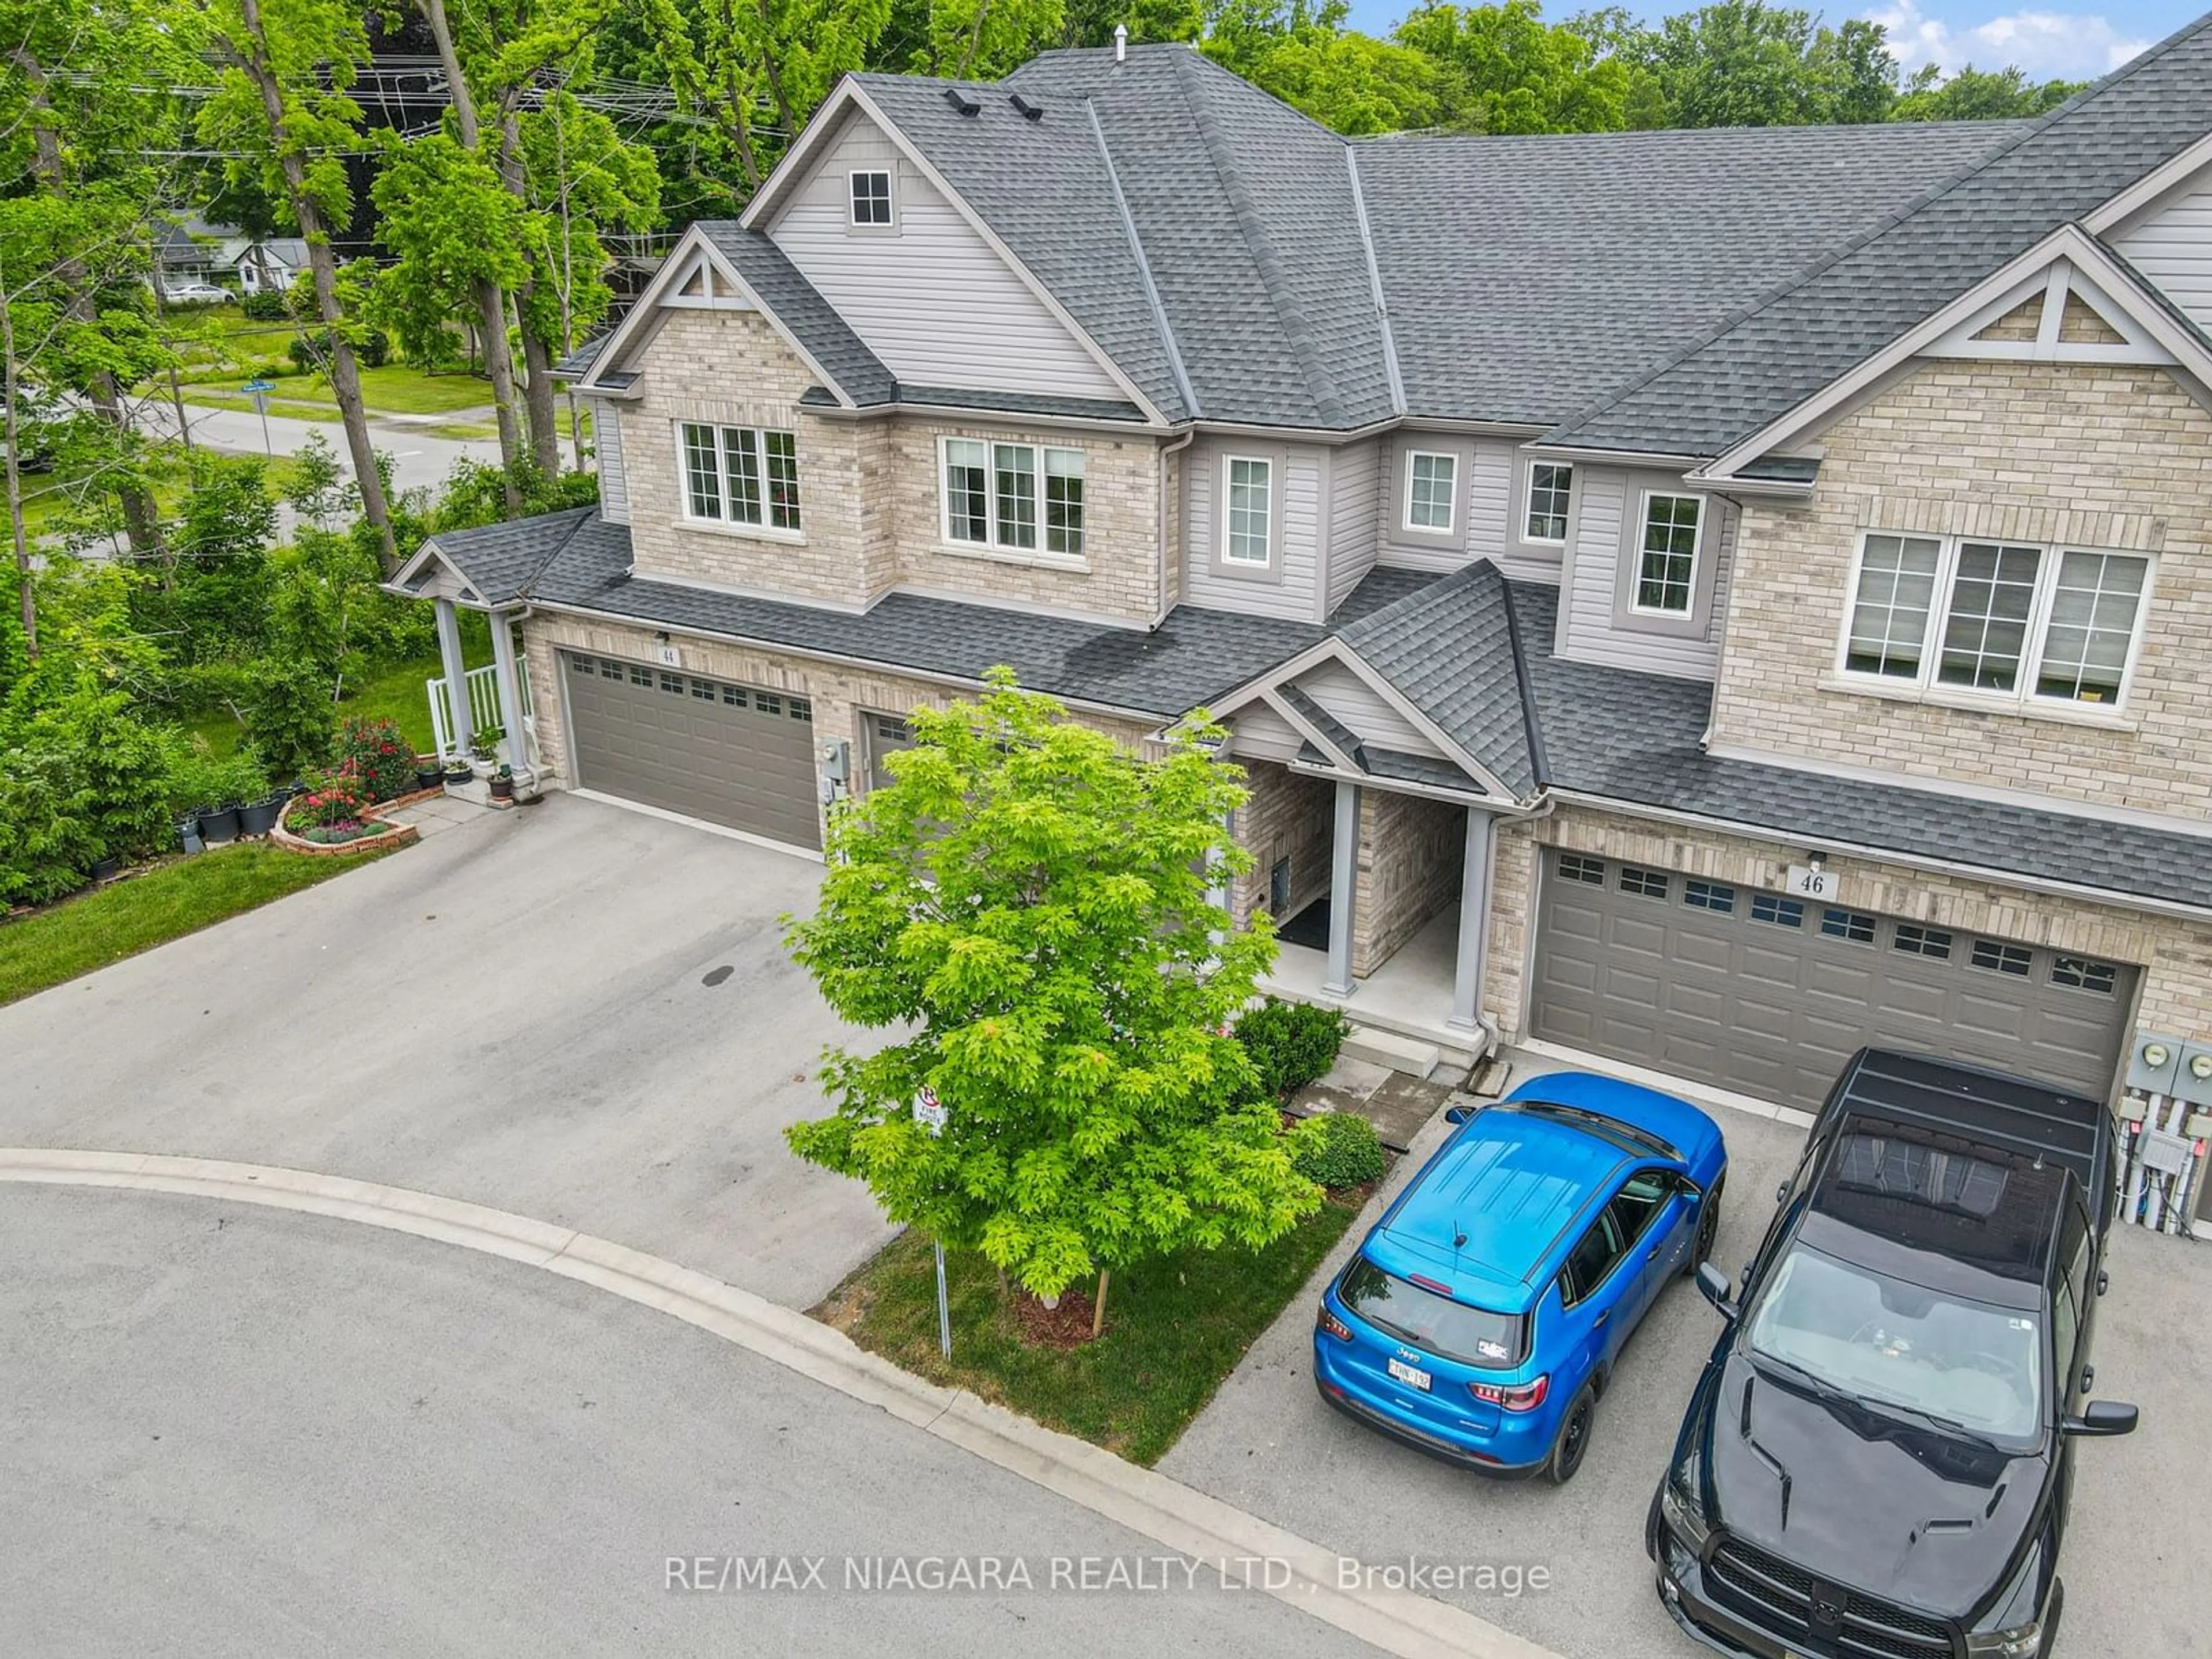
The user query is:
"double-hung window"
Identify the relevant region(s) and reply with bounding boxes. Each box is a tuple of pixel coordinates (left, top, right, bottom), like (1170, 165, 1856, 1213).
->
(1525, 461, 1573, 543)
(1224, 456, 1274, 567)
(942, 439, 1084, 559)
(1404, 451, 1457, 532)
(1839, 532, 2152, 709)
(1634, 493, 1704, 615)
(681, 422, 801, 533)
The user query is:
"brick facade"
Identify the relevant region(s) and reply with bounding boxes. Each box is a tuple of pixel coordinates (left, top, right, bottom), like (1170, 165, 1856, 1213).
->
(1351, 789, 1464, 979)
(619, 308, 1165, 623)
(1479, 802, 2212, 1048)
(1711, 359, 2212, 819)
(1228, 761, 1334, 932)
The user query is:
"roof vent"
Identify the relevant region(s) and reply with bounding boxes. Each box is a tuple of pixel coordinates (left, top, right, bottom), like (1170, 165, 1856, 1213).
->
(1113, 22, 1128, 61)
(1009, 92, 1044, 122)
(943, 86, 980, 116)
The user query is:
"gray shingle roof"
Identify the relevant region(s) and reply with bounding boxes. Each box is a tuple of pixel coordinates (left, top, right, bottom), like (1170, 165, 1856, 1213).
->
(1336, 563, 1540, 796)
(1548, 14, 2212, 456)
(417, 507, 597, 605)
(694, 224, 897, 406)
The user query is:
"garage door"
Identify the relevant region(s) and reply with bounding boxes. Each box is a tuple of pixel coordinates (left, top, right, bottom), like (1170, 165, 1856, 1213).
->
(561, 652, 820, 849)
(1529, 850, 2134, 1109)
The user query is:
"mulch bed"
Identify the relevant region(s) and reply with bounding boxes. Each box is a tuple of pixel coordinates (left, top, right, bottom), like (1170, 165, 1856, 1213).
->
(1013, 1287, 1100, 1350)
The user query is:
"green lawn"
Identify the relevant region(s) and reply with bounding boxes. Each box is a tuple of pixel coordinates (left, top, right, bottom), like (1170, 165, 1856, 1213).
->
(182, 646, 476, 762)
(814, 1198, 1363, 1467)
(180, 363, 494, 423)
(0, 842, 388, 1007)
(175, 388, 336, 424)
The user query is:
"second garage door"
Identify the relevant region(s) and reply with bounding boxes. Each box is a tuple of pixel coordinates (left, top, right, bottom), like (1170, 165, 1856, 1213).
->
(1528, 849, 2133, 1109)
(562, 652, 820, 849)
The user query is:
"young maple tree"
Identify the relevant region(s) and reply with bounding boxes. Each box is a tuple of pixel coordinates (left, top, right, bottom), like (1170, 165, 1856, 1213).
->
(785, 671, 1320, 1330)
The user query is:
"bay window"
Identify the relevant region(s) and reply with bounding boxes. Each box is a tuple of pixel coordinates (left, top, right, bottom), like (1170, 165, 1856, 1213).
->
(680, 422, 801, 533)
(942, 439, 1084, 559)
(1839, 532, 2152, 709)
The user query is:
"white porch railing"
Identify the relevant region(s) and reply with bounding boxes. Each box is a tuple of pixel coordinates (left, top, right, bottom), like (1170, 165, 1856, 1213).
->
(428, 658, 534, 763)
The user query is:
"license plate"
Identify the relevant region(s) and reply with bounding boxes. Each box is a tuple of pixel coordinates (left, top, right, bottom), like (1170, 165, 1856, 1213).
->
(1387, 1357, 1432, 1392)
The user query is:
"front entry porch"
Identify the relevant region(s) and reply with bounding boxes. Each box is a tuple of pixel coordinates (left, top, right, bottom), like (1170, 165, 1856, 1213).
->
(1233, 759, 1505, 1069)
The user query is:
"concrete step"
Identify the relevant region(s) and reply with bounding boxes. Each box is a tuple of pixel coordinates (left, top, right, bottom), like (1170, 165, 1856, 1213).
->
(1342, 1022, 1442, 1079)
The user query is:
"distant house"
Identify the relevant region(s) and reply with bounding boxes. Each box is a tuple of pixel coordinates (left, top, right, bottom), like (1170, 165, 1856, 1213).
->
(150, 215, 309, 296)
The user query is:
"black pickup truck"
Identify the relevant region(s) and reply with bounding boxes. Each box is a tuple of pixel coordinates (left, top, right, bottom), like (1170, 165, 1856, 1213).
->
(1648, 1048, 2137, 1659)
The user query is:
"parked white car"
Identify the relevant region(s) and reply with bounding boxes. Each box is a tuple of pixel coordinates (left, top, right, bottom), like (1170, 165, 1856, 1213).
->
(161, 281, 233, 306)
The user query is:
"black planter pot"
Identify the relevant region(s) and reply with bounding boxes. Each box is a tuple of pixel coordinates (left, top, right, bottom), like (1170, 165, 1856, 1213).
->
(237, 796, 283, 837)
(444, 766, 473, 789)
(198, 802, 242, 844)
(415, 766, 444, 792)
(489, 775, 516, 801)
(90, 855, 122, 882)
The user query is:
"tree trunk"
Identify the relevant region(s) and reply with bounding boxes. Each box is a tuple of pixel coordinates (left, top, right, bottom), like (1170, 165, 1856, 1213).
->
(1091, 1268, 1109, 1339)
(233, 0, 395, 570)
(2, 265, 39, 660)
(497, 107, 563, 481)
(419, 0, 527, 508)
(15, 47, 165, 567)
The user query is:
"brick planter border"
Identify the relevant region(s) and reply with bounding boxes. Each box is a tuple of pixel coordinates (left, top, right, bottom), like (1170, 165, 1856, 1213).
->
(269, 813, 421, 858)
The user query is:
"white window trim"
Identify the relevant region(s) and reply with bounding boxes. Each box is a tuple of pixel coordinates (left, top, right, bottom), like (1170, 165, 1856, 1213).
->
(1628, 490, 1704, 618)
(1522, 459, 1572, 546)
(847, 168, 896, 231)
(674, 420, 805, 543)
(1831, 530, 2156, 717)
(935, 436, 1088, 567)
(1401, 449, 1459, 535)
(1221, 453, 1276, 569)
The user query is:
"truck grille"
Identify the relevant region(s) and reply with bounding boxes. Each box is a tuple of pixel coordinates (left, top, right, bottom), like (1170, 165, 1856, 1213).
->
(1705, 1536, 1959, 1659)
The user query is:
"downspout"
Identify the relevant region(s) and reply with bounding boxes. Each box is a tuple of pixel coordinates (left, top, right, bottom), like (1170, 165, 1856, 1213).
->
(1153, 427, 1196, 630)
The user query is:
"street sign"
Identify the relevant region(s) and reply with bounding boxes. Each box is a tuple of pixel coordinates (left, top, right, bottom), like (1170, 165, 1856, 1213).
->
(912, 1086, 948, 1135)
(242, 381, 275, 455)
(241, 378, 276, 393)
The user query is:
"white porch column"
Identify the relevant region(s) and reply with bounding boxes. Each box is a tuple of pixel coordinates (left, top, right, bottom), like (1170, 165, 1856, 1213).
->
(1321, 781, 1361, 997)
(488, 608, 532, 778)
(432, 596, 470, 760)
(1449, 806, 1497, 1033)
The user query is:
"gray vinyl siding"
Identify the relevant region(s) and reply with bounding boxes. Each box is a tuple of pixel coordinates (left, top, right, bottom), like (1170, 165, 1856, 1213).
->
(2113, 183, 2212, 332)
(1230, 702, 1307, 763)
(1556, 466, 1732, 680)
(594, 400, 629, 525)
(1183, 441, 1323, 622)
(1296, 663, 1445, 756)
(768, 111, 1126, 401)
(1326, 440, 1381, 610)
(1372, 435, 1514, 572)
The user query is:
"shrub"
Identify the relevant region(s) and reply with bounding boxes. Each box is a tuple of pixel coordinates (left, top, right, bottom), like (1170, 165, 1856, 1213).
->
(163, 741, 271, 816)
(1234, 997, 1352, 1099)
(285, 772, 366, 832)
(334, 716, 415, 801)
(0, 689, 173, 903)
(240, 290, 287, 321)
(243, 658, 336, 779)
(1289, 1111, 1387, 1192)
(287, 326, 389, 374)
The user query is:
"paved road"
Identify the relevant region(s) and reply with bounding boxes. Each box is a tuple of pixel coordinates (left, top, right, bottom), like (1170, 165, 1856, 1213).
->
(0, 1184, 1376, 1659)
(140, 397, 504, 499)
(1163, 1074, 2211, 1658)
(0, 793, 892, 1311)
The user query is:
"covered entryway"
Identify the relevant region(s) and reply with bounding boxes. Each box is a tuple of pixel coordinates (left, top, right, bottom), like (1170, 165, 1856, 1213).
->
(561, 651, 820, 849)
(1529, 848, 2135, 1108)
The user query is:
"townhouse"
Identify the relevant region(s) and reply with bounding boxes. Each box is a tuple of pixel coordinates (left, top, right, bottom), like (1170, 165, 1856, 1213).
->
(395, 21, 2212, 1190)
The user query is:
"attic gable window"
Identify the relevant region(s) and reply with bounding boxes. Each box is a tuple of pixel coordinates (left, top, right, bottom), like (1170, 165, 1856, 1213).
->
(849, 169, 893, 228)
(680, 422, 801, 535)
(942, 438, 1084, 561)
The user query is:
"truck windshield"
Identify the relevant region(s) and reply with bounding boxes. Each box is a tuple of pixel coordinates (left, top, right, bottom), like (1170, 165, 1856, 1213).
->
(1747, 1245, 2043, 1443)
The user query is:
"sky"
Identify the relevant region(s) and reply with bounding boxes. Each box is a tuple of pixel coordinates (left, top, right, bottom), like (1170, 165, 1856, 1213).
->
(1334, 2, 2205, 81)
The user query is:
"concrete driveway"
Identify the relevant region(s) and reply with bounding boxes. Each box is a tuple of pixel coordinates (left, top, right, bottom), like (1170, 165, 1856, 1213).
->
(1161, 1067, 2212, 1659)
(0, 793, 891, 1309)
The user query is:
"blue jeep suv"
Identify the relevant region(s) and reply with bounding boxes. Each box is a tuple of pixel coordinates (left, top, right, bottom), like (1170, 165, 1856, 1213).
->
(1315, 1071, 1728, 1482)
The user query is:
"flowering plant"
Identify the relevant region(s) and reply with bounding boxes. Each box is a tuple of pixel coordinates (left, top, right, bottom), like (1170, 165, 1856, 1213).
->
(285, 771, 367, 832)
(334, 717, 416, 802)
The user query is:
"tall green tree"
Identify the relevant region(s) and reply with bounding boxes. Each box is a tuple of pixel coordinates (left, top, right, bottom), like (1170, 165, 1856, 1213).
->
(785, 673, 1319, 1330)
(1892, 63, 2084, 122)
(1396, 1, 1629, 133)
(1607, 2, 1899, 128)
(200, 0, 397, 566)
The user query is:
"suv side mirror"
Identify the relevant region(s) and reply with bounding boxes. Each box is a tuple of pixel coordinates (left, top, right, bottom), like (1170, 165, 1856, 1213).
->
(1444, 1104, 1472, 1126)
(1696, 1262, 1739, 1321)
(2063, 1400, 2139, 1438)
(2097, 1269, 2111, 1297)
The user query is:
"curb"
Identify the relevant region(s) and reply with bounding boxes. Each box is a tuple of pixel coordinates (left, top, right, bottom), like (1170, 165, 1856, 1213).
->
(0, 1148, 1562, 1659)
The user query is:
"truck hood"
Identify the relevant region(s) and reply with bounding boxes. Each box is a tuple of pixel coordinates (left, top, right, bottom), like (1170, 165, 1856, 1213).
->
(1702, 1351, 2047, 1620)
